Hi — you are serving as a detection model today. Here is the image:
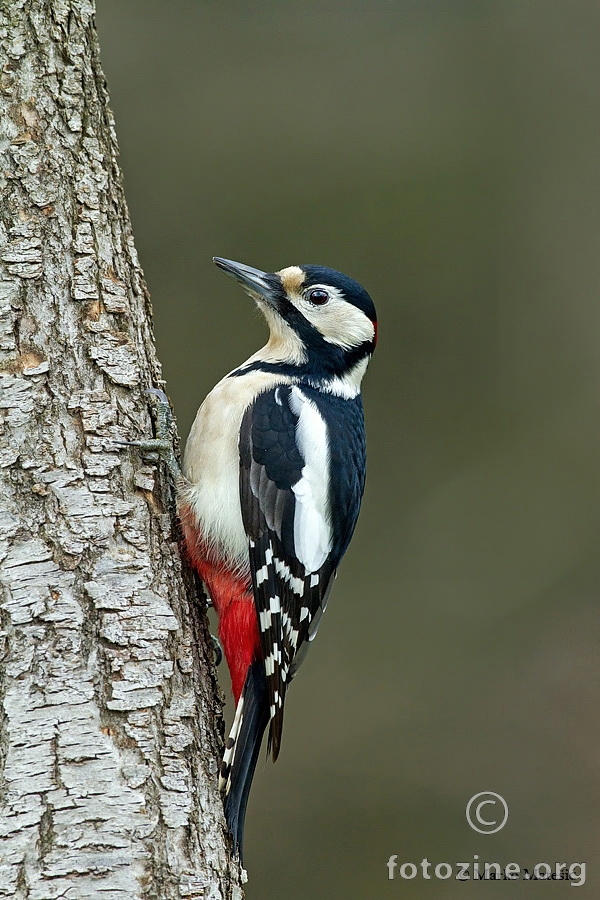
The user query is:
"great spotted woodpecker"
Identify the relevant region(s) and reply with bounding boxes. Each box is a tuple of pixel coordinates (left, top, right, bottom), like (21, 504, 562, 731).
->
(128, 258, 376, 860)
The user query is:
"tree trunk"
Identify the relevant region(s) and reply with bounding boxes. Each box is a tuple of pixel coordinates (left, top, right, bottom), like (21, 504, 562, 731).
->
(0, 2, 244, 897)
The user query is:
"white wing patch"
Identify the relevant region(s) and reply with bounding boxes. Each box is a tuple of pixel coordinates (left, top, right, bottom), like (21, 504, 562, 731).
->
(288, 386, 331, 572)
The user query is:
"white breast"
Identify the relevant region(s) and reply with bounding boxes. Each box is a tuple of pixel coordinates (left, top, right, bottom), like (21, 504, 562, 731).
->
(182, 369, 291, 570)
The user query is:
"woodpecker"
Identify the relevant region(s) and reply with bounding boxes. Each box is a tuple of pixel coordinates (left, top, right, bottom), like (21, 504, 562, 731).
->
(131, 258, 376, 860)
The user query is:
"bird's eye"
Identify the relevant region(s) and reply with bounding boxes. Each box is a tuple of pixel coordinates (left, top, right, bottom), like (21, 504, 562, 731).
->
(307, 288, 329, 306)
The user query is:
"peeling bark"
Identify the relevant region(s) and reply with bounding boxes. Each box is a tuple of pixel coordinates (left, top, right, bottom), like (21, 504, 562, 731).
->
(0, 2, 244, 897)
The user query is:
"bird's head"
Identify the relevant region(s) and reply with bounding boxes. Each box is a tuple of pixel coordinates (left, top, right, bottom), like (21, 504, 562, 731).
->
(213, 257, 377, 383)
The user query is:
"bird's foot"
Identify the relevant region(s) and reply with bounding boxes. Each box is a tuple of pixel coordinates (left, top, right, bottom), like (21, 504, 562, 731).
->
(116, 388, 182, 482)
(210, 633, 223, 667)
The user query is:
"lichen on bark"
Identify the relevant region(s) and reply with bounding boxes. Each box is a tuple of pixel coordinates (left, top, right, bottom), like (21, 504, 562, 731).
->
(0, 2, 243, 897)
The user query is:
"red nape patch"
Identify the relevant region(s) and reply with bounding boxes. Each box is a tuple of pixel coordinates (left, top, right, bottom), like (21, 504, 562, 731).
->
(373, 319, 378, 346)
(179, 503, 260, 703)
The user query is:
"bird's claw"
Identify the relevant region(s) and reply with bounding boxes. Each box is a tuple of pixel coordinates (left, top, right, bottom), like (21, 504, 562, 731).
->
(145, 387, 170, 405)
(210, 633, 223, 667)
(114, 437, 173, 453)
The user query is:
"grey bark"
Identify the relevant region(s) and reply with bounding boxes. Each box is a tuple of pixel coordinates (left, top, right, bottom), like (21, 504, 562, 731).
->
(0, 2, 244, 897)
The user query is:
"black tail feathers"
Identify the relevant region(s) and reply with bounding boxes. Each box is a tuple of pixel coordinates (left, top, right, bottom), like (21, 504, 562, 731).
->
(220, 660, 269, 862)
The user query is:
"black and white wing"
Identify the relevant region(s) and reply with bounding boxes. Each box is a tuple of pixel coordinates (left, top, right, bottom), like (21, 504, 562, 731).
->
(239, 382, 365, 759)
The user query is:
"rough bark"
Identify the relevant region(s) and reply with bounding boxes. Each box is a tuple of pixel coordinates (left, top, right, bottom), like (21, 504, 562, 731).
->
(0, 2, 244, 897)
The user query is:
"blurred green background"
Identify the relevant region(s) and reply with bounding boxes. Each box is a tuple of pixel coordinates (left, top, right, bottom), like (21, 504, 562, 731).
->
(97, 2, 600, 896)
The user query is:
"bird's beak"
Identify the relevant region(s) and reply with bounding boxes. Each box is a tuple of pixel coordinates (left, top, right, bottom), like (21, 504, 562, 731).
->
(213, 257, 277, 304)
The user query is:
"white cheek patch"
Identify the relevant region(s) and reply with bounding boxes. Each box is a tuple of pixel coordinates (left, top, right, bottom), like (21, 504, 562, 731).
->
(295, 285, 375, 350)
(288, 386, 332, 572)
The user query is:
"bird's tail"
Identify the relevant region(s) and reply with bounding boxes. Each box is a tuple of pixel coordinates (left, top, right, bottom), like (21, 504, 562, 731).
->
(219, 659, 269, 861)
